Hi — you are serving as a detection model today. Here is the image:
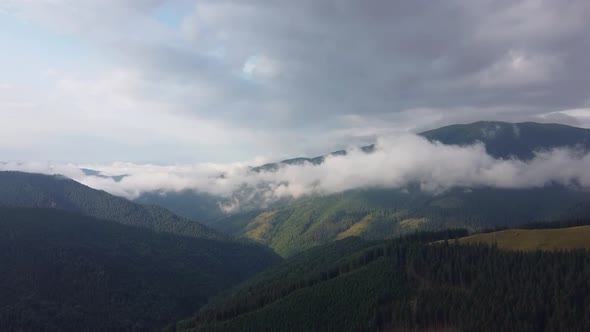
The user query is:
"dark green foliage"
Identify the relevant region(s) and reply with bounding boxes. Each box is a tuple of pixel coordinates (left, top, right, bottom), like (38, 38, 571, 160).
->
(0, 171, 224, 240)
(481, 217, 590, 233)
(176, 232, 590, 332)
(0, 207, 281, 331)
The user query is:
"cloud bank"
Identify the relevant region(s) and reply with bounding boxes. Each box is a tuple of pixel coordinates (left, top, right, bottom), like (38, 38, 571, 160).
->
(3, 134, 590, 213)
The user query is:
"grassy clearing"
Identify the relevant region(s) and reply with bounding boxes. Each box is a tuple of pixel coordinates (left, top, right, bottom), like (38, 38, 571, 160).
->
(458, 225, 590, 251)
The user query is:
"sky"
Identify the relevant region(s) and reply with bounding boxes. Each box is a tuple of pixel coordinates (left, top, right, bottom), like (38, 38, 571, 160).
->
(1, 0, 590, 163)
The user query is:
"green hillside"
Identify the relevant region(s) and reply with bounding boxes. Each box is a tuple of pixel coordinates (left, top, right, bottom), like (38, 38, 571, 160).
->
(0, 171, 224, 240)
(210, 186, 590, 256)
(458, 225, 590, 251)
(174, 230, 590, 332)
(0, 207, 281, 331)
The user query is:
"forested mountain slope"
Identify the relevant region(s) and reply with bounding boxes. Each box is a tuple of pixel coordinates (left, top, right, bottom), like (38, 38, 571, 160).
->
(0, 171, 224, 240)
(0, 207, 281, 332)
(210, 186, 590, 256)
(175, 228, 590, 332)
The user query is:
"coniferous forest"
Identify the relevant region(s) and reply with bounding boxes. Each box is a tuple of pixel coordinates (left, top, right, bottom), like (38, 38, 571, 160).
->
(0, 207, 281, 331)
(177, 230, 590, 332)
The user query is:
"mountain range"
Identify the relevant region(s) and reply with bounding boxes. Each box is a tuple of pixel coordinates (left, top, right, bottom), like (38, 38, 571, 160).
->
(251, 121, 590, 172)
(138, 121, 590, 256)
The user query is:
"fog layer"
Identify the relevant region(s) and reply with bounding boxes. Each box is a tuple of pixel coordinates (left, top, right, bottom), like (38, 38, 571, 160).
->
(3, 134, 590, 212)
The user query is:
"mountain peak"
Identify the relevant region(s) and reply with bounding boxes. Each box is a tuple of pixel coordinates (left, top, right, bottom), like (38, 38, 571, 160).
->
(253, 121, 590, 172)
(420, 121, 590, 159)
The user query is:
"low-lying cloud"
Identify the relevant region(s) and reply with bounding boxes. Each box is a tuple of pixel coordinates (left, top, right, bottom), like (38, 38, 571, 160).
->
(3, 134, 590, 213)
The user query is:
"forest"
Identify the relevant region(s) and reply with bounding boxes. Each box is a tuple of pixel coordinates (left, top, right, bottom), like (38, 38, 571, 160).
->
(176, 227, 590, 332)
(0, 207, 280, 331)
(0, 171, 223, 240)
(2, 169, 590, 331)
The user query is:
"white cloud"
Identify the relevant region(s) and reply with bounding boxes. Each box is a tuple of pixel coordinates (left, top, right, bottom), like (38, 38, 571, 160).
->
(0, 67, 275, 162)
(4, 134, 590, 212)
(243, 55, 280, 79)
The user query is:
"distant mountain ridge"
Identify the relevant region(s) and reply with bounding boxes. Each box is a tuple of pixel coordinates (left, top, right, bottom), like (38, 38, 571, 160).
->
(252, 121, 590, 173)
(421, 121, 590, 159)
(196, 121, 590, 256)
(120, 121, 590, 256)
(251, 145, 374, 173)
(0, 171, 224, 240)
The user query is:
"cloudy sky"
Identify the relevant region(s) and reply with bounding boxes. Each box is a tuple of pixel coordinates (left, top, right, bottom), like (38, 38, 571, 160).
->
(1, 0, 590, 163)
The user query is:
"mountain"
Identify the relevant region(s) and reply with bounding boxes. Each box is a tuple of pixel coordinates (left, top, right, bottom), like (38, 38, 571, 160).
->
(421, 121, 590, 159)
(174, 226, 590, 332)
(251, 148, 366, 173)
(253, 121, 590, 171)
(141, 121, 590, 223)
(0, 207, 281, 331)
(128, 121, 590, 256)
(0, 171, 224, 240)
(208, 186, 590, 256)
